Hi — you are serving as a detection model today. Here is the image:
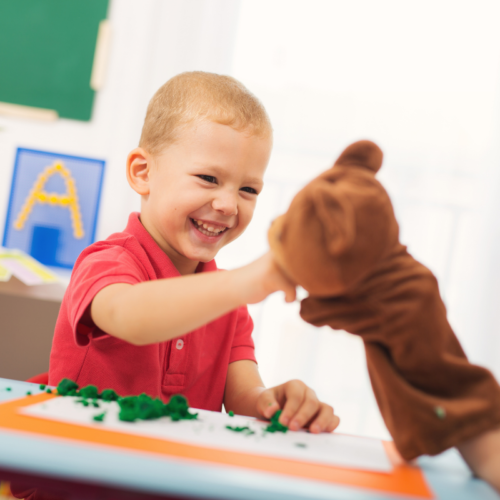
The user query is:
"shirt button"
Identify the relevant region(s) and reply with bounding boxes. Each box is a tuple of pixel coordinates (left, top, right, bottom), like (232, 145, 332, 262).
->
(176, 339, 184, 350)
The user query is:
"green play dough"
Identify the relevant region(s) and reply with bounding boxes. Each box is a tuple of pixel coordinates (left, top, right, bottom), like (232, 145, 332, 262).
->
(100, 389, 119, 402)
(56, 379, 78, 396)
(79, 385, 99, 399)
(118, 393, 198, 423)
(265, 410, 288, 433)
(53, 378, 198, 424)
(225, 425, 255, 436)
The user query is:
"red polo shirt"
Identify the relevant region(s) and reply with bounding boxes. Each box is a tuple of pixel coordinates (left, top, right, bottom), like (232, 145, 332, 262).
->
(49, 213, 256, 411)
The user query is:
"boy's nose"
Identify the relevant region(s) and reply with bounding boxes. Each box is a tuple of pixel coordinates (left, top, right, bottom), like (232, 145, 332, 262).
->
(212, 191, 238, 216)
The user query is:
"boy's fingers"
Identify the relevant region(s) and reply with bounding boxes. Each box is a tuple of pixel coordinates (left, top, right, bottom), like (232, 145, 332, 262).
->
(287, 388, 321, 431)
(308, 403, 340, 434)
(273, 260, 296, 303)
(278, 381, 307, 427)
(326, 414, 341, 433)
(257, 390, 280, 419)
(284, 284, 297, 303)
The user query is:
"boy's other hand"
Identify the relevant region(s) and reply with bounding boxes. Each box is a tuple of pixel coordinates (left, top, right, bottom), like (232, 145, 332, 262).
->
(257, 380, 340, 433)
(239, 252, 296, 304)
(457, 426, 500, 493)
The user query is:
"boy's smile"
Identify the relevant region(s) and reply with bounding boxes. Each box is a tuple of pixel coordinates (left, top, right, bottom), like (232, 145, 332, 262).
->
(128, 120, 272, 275)
(190, 218, 229, 238)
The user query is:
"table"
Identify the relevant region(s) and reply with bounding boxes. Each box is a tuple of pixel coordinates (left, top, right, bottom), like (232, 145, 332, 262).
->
(0, 276, 68, 381)
(0, 378, 498, 500)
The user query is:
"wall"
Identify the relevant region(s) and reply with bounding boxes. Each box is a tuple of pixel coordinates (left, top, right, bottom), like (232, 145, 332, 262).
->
(0, 0, 242, 243)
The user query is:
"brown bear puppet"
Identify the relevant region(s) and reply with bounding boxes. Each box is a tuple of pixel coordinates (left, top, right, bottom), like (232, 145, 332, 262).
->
(268, 140, 500, 460)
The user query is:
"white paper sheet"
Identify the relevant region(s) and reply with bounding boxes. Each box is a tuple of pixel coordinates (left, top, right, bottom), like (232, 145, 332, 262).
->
(20, 397, 392, 473)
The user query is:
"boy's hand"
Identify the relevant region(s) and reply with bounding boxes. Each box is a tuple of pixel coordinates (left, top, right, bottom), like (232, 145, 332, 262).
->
(239, 252, 296, 305)
(457, 426, 500, 493)
(256, 380, 340, 433)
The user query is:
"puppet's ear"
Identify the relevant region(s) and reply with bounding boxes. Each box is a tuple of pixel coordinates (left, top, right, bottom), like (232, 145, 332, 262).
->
(335, 140, 383, 173)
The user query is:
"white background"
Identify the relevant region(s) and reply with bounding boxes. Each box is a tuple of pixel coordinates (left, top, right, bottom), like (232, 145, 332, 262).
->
(1, 0, 500, 440)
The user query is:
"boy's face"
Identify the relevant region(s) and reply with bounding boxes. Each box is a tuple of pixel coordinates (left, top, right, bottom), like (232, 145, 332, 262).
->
(138, 120, 272, 274)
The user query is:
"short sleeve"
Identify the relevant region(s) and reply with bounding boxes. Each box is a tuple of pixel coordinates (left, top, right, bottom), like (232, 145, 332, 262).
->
(66, 247, 147, 346)
(229, 305, 256, 364)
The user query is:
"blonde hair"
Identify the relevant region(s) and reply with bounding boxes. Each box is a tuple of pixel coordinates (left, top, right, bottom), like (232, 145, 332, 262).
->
(139, 71, 272, 155)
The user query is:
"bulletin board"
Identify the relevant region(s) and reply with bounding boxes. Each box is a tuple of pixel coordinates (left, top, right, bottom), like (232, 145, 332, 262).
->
(0, 0, 109, 121)
(3, 148, 105, 269)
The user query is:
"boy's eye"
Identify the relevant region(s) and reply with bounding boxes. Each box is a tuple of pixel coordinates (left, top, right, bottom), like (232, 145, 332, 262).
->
(198, 175, 217, 184)
(240, 187, 258, 194)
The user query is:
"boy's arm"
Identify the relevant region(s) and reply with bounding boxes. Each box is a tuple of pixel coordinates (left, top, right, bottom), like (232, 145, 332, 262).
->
(456, 427, 500, 493)
(223, 360, 266, 418)
(91, 252, 295, 346)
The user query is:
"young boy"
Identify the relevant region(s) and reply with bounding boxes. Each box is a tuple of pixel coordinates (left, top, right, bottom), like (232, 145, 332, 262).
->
(49, 71, 339, 433)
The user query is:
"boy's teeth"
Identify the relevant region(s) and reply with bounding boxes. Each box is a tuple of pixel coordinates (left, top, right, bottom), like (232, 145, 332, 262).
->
(192, 219, 226, 236)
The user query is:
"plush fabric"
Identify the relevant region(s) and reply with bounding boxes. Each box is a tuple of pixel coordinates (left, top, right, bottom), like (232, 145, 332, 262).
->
(268, 140, 500, 459)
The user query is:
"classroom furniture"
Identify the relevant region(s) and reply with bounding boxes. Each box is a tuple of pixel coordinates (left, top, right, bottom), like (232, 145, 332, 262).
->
(0, 279, 65, 381)
(0, 378, 498, 500)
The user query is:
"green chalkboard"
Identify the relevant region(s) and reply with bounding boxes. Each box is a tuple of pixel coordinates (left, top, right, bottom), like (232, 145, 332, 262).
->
(0, 0, 109, 121)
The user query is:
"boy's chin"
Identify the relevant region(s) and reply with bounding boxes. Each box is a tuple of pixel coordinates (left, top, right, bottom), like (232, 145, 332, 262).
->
(185, 248, 218, 263)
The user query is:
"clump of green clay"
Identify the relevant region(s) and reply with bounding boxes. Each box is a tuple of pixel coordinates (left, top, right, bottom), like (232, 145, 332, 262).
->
(118, 394, 165, 422)
(79, 385, 99, 399)
(100, 389, 119, 402)
(118, 393, 197, 423)
(93, 412, 106, 422)
(265, 410, 288, 434)
(46, 388, 52, 394)
(39, 384, 46, 390)
(165, 394, 198, 422)
(225, 425, 255, 436)
(56, 379, 78, 396)
(228, 411, 234, 417)
(26, 391, 32, 396)
(54, 378, 198, 424)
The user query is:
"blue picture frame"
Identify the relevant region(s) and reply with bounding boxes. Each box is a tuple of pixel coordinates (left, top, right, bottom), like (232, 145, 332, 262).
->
(3, 148, 105, 269)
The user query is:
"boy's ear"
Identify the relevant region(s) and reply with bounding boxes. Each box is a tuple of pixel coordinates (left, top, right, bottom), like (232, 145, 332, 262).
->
(126, 147, 151, 195)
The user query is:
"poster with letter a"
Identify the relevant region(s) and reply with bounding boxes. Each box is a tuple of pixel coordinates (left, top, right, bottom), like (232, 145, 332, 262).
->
(3, 148, 105, 269)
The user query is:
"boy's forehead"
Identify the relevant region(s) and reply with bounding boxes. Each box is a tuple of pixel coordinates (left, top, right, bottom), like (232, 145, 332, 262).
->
(179, 118, 270, 145)
(153, 120, 271, 181)
(179, 119, 271, 154)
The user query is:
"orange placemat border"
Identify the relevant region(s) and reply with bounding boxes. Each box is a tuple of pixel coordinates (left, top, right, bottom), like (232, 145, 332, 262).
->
(0, 394, 433, 498)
